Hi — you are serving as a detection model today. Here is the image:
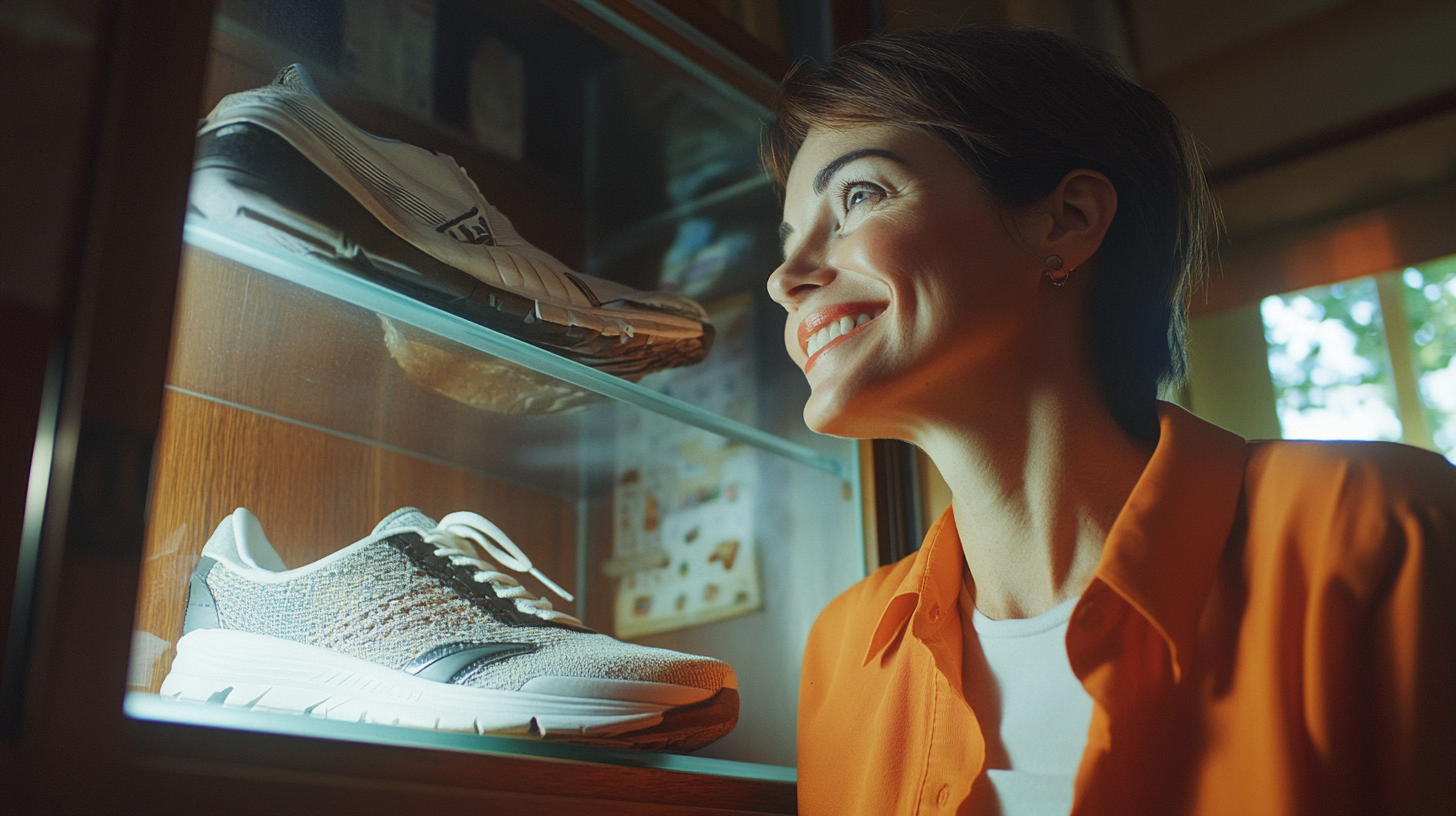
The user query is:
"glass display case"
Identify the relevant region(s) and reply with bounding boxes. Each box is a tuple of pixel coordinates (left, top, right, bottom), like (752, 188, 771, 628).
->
(120, 0, 867, 783)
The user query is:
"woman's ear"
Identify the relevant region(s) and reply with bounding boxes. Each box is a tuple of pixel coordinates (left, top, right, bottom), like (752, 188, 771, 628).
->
(1028, 169, 1117, 270)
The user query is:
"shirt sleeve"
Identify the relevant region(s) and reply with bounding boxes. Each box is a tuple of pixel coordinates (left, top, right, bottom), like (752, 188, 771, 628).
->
(1374, 454, 1456, 816)
(1303, 445, 1456, 816)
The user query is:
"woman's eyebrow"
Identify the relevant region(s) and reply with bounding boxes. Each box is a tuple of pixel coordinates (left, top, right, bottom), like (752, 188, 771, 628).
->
(781, 148, 908, 255)
(812, 148, 907, 195)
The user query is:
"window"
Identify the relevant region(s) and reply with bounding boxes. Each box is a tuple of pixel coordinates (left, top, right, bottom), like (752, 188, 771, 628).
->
(1398, 256, 1456, 455)
(1260, 252, 1456, 462)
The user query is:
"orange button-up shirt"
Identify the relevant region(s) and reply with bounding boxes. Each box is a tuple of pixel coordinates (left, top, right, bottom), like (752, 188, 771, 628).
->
(799, 404, 1456, 815)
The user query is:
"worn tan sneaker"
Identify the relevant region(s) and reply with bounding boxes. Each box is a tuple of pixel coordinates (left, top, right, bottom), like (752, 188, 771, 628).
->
(188, 64, 713, 378)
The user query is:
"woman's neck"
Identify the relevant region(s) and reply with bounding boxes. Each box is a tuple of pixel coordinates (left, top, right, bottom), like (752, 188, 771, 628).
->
(914, 382, 1154, 620)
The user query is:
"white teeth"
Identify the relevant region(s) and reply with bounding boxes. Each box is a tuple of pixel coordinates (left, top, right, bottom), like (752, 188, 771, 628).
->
(805, 312, 879, 359)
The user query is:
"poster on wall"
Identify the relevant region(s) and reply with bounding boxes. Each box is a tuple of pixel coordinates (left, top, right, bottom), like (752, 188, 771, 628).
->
(466, 36, 525, 161)
(608, 292, 762, 638)
(341, 0, 436, 118)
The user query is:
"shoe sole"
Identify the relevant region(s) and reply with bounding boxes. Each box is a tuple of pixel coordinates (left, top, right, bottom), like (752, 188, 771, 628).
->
(161, 629, 738, 751)
(188, 123, 712, 378)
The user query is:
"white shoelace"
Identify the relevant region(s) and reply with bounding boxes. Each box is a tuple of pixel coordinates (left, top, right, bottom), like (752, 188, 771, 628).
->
(392, 511, 581, 626)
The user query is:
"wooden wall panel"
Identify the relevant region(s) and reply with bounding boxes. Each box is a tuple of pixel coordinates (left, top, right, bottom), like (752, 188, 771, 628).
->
(1194, 180, 1456, 317)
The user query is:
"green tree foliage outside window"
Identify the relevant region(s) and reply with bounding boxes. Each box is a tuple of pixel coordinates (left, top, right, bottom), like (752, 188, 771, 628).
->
(1262, 277, 1402, 443)
(1398, 256, 1456, 457)
(1260, 253, 1456, 462)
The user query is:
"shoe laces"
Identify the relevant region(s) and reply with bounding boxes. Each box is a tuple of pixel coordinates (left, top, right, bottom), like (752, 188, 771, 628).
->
(395, 511, 581, 626)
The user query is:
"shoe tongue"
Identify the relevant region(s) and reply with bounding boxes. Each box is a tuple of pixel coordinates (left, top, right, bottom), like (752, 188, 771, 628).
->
(373, 507, 437, 536)
(273, 63, 320, 96)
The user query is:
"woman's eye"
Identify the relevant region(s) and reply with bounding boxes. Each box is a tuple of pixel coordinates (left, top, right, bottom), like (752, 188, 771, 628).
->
(839, 181, 883, 213)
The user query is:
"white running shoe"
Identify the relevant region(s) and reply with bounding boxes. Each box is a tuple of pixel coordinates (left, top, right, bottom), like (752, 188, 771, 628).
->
(188, 64, 713, 378)
(160, 508, 738, 751)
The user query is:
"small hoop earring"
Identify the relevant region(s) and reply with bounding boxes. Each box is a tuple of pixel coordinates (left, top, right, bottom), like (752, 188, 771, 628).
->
(1044, 254, 1071, 286)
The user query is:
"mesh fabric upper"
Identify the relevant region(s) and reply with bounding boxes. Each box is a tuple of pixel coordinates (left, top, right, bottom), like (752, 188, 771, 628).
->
(204, 538, 727, 693)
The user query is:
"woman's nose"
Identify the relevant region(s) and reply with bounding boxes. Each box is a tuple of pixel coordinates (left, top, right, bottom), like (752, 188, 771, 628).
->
(767, 242, 834, 308)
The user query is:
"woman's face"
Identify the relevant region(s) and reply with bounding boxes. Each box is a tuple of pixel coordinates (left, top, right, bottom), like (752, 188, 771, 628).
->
(769, 124, 1045, 438)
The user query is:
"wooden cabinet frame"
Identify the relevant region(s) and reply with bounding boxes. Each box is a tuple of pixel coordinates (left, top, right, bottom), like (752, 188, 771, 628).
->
(1, 2, 818, 811)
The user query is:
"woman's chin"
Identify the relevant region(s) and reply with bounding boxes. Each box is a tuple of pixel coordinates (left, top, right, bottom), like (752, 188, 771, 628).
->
(802, 385, 881, 439)
(801, 390, 846, 436)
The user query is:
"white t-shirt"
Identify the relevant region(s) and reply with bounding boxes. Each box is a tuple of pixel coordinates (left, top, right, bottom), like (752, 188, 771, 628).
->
(960, 580, 1093, 816)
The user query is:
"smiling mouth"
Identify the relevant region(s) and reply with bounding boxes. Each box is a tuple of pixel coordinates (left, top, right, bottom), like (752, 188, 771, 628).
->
(800, 302, 886, 372)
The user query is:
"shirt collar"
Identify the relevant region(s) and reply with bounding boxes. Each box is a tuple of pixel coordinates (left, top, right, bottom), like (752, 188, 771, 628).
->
(862, 402, 1248, 680)
(1095, 402, 1247, 681)
(864, 507, 964, 664)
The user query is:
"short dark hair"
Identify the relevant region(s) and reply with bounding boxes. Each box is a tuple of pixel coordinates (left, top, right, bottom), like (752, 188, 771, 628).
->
(766, 27, 1214, 440)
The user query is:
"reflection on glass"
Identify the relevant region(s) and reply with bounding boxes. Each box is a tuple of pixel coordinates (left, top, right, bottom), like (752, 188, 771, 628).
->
(1398, 255, 1456, 461)
(1261, 278, 1402, 442)
(127, 0, 854, 776)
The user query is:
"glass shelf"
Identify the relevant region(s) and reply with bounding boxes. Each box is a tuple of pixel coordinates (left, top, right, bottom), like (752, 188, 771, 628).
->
(139, 224, 867, 768)
(182, 218, 847, 481)
(125, 693, 796, 783)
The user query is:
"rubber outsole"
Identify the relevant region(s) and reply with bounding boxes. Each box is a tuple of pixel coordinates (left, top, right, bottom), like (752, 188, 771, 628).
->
(160, 629, 738, 751)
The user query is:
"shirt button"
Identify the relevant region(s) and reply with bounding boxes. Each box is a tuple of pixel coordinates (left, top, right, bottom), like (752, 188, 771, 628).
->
(927, 603, 941, 622)
(936, 784, 950, 806)
(1077, 601, 1105, 631)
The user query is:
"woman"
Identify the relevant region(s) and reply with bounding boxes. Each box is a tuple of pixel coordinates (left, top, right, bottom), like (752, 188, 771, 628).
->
(767, 27, 1455, 816)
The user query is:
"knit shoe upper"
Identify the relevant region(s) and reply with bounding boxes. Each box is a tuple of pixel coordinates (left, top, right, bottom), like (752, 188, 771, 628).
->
(190, 508, 732, 696)
(163, 508, 738, 750)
